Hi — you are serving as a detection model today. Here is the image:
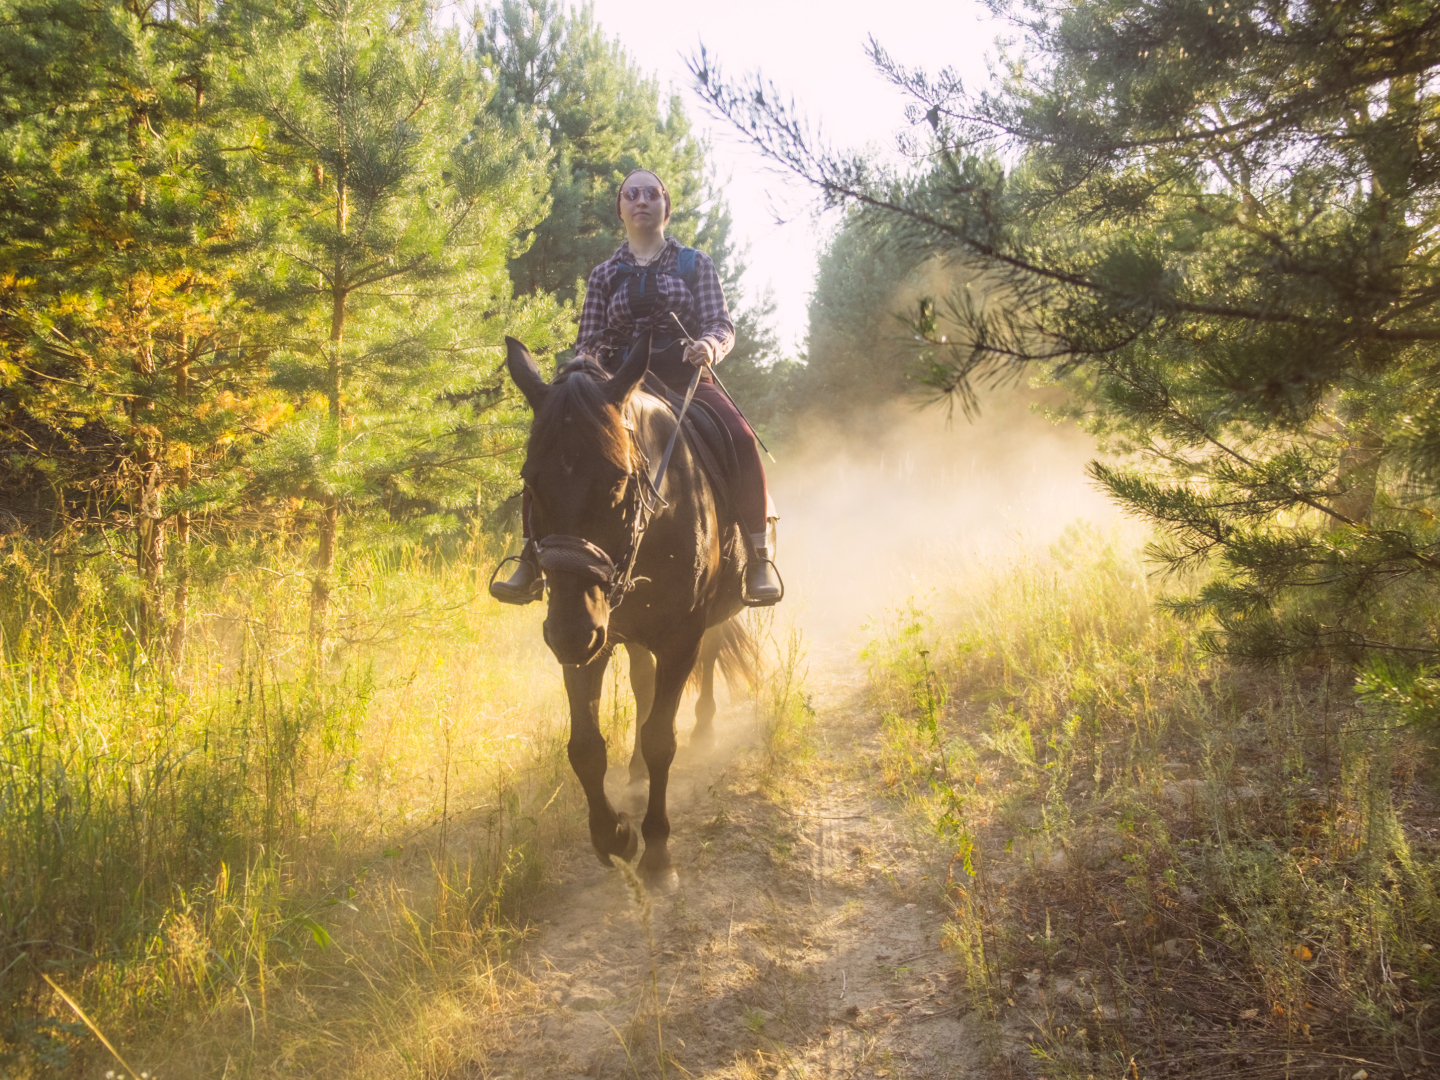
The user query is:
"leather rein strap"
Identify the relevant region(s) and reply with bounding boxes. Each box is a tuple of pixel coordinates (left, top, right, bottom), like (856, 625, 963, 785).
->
(650, 359, 704, 499)
(535, 350, 706, 611)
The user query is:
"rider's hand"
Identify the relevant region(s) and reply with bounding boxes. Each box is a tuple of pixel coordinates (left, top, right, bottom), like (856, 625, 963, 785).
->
(683, 339, 715, 367)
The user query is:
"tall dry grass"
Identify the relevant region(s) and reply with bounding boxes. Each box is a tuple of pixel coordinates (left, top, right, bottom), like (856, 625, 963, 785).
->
(865, 522, 1440, 1076)
(750, 614, 816, 793)
(0, 534, 588, 1077)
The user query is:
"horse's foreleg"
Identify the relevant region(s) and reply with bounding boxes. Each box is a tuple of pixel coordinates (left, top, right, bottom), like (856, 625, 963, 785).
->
(563, 650, 638, 867)
(637, 632, 704, 892)
(625, 643, 656, 785)
(693, 625, 722, 750)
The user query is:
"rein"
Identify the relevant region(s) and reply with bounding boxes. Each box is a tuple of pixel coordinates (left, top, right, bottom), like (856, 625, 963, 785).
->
(534, 355, 705, 611)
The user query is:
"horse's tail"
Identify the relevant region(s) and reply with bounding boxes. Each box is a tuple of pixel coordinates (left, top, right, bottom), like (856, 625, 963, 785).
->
(688, 616, 762, 695)
(715, 616, 762, 694)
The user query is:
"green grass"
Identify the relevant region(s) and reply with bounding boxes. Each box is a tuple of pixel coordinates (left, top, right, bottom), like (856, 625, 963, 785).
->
(865, 521, 1440, 1077)
(0, 535, 584, 1077)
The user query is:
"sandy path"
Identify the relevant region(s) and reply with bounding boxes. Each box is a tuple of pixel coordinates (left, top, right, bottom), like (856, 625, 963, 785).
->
(489, 655, 986, 1079)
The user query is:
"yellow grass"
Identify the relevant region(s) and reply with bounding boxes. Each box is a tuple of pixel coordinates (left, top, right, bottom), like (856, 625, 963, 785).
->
(0, 536, 604, 1077)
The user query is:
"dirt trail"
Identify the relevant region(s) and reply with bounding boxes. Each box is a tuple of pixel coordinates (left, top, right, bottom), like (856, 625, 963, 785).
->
(490, 651, 986, 1080)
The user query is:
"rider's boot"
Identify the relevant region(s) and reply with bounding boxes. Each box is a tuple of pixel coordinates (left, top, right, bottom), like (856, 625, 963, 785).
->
(744, 525, 784, 606)
(489, 539, 544, 605)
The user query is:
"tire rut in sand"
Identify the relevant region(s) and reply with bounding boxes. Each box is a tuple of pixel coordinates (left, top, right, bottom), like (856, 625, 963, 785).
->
(490, 664, 988, 1079)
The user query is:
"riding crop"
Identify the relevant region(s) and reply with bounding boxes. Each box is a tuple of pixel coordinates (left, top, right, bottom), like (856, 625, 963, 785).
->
(649, 340, 705, 497)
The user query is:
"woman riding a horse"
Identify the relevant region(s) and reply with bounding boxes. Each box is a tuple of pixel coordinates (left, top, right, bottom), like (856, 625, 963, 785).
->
(491, 168, 783, 607)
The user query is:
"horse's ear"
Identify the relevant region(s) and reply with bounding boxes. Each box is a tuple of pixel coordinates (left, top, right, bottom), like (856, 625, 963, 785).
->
(605, 331, 650, 405)
(505, 336, 549, 411)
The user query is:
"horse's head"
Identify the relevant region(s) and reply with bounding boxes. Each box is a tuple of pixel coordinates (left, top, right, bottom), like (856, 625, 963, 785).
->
(506, 336, 650, 665)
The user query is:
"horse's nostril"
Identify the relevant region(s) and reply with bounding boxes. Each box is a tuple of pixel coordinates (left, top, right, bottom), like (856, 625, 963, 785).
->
(541, 618, 606, 665)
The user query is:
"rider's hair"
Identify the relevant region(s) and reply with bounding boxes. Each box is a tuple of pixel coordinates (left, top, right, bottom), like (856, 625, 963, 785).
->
(616, 169, 671, 223)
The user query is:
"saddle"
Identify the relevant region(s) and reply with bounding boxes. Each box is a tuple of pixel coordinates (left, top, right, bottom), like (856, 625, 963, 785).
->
(642, 372, 739, 513)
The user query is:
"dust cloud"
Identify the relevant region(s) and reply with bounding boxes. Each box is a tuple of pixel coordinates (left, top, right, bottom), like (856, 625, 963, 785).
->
(767, 388, 1119, 646)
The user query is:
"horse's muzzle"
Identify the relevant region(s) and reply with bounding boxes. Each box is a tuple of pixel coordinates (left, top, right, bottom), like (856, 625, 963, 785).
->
(541, 566, 612, 666)
(543, 618, 607, 666)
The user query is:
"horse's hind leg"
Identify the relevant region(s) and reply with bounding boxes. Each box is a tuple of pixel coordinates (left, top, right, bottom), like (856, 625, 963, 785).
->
(625, 643, 656, 787)
(637, 630, 704, 892)
(692, 625, 722, 750)
(563, 649, 638, 867)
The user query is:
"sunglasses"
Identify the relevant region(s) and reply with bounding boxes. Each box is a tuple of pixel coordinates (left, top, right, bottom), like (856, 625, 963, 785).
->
(621, 185, 665, 203)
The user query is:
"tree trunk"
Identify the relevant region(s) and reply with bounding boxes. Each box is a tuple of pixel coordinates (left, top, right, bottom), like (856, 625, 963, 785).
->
(170, 342, 192, 665)
(126, 97, 163, 647)
(132, 328, 165, 650)
(135, 446, 165, 644)
(171, 502, 190, 660)
(310, 495, 339, 642)
(1332, 425, 1386, 528)
(310, 177, 348, 646)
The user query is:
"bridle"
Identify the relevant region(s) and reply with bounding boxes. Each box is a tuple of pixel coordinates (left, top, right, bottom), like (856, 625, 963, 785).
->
(532, 436, 665, 609)
(532, 358, 702, 610)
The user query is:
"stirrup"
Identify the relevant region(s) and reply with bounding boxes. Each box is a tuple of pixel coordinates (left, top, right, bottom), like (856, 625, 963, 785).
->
(489, 552, 544, 605)
(742, 556, 784, 607)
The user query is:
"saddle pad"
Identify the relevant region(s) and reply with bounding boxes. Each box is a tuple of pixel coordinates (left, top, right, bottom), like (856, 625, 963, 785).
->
(641, 373, 739, 510)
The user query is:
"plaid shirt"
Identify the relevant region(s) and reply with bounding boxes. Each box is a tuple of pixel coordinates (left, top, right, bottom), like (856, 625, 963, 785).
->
(574, 237, 735, 364)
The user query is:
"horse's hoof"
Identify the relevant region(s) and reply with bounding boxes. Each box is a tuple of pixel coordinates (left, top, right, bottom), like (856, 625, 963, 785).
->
(689, 726, 716, 752)
(638, 844, 678, 893)
(593, 813, 639, 867)
(641, 864, 680, 895)
(618, 813, 640, 860)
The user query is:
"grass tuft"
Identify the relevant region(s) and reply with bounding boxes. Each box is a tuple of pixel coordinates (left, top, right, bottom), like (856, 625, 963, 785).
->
(0, 534, 580, 1077)
(749, 613, 817, 792)
(865, 521, 1440, 1076)
(609, 854, 665, 1079)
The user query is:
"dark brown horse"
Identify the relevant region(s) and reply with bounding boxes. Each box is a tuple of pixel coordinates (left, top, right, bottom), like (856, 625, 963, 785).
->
(505, 336, 753, 889)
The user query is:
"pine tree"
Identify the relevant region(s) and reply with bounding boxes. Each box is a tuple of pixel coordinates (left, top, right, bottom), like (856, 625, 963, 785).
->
(232, 0, 562, 642)
(0, 0, 265, 649)
(713, 204, 924, 434)
(694, 0, 1440, 671)
(480, 0, 708, 303)
(801, 205, 930, 411)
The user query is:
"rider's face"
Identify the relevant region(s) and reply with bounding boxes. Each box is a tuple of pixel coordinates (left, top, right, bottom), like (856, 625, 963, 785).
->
(619, 172, 667, 233)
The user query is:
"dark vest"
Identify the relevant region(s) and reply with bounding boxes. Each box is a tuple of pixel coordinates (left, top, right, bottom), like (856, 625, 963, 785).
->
(611, 246, 703, 391)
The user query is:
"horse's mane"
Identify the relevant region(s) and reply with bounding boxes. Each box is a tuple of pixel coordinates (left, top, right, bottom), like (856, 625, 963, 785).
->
(527, 357, 638, 474)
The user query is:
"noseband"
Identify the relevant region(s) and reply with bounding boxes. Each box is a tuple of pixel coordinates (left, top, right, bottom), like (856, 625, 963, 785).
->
(534, 535, 616, 587)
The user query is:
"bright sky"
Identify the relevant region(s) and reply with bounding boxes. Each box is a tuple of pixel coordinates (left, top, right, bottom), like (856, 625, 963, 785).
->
(585, 0, 1003, 356)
